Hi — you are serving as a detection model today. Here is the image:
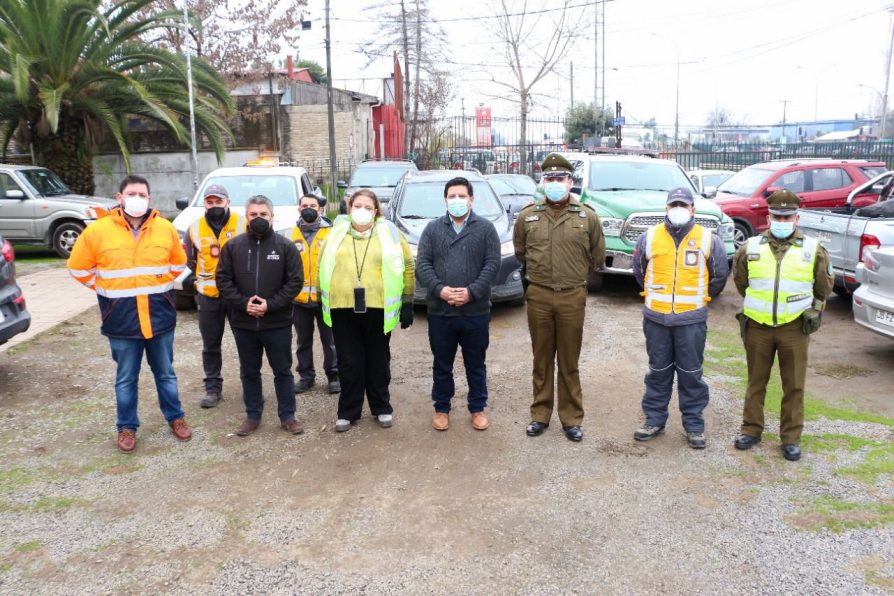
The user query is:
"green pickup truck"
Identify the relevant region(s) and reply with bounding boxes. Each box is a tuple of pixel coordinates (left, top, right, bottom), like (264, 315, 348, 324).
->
(567, 154, 736, 289)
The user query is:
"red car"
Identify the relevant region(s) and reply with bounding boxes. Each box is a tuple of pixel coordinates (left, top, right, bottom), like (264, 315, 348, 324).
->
(712, 159, 887, 247)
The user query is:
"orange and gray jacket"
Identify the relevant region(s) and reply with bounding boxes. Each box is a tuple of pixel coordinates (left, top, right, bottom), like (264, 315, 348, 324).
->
(67, 207, 187, 339)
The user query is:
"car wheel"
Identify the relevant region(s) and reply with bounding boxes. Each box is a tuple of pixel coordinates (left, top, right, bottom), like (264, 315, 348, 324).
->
(732, 221, 751, 249)
(52, 222, 85, 258)
(587, 271, 604, 292)
(174, 293, 197, 311)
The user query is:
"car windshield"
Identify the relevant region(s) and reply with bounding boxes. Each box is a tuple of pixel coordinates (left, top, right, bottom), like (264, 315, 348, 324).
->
(588, 161, 695, 193)
(19, 169, 71, 196)
(350, 166, 412, 188)
(489, 176, 537, 196)
(199, 176, 299, 206)
(398, 181, 506, 221)
(717, 167, 773, 196)
(702, 174, 732, 187)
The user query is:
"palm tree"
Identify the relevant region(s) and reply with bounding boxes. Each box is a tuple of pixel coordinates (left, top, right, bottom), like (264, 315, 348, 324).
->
(0, 0, 234, 194)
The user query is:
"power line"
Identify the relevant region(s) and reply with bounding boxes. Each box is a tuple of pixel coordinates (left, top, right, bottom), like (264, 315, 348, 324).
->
(331, 0, 594, 24)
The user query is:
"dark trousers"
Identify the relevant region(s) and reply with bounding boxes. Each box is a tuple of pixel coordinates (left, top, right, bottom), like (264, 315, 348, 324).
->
(330, 308, 393, 421)
(641, 318, 710, 433)
(197, 294, 227, 395)
(741, 318, 809, 444)
(292, 303, 338, 381)
(427, 313, 490, 413)
(231, 325, 296, 422)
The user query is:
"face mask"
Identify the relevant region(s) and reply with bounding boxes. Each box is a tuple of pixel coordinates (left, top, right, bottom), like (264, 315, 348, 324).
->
(351, 208, 374, 226)
(248, 217, 270, 237)
(123, 196, 148, 218)
(543, 181, 568, 203)
(667, 206, 692, 227)
(206, 206, 227, 223)
(300, 207, 319, 223)
(770, 221, 794, 239)
(446, 198, 469, 218)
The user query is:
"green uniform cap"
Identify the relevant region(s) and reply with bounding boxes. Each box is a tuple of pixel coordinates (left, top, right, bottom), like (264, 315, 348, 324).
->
(767, 188, 801, 215)
(540, 153, 573, 176)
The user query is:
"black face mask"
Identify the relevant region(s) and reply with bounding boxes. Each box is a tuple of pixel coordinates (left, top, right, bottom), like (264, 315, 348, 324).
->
(248, 217, 270, 237)
(206, 206, 227, 224)
(300, 207, 319, 223)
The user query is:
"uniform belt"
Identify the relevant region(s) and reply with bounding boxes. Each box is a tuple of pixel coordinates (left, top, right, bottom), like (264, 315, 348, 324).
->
(531, 282, 584, 292)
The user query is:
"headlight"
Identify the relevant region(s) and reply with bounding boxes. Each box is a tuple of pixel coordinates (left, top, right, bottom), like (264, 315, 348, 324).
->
(601, 218, 624, 237)
(500, 240, 515, 256)
(718, 222, 734, 241)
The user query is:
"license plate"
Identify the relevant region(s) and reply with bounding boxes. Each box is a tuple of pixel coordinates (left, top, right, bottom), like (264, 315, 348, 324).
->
(812, 231, 832, 244)
(875, 309, 894, 328)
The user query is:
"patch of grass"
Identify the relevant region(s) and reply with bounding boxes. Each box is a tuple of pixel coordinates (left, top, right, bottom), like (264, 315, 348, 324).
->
(29, 496, 80, 511)
(801, 433, 881, 454)
(0, 468, 35, 494)
(14, 540, 42, 553)
(0, 563, 11, 572)
(838, 442, 894, 484)
(791, 496, 894, 532)
(79, 455, 140, 476)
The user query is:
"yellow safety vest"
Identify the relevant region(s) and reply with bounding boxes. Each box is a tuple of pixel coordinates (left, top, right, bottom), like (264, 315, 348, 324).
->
(642, 223, 713, 314)
(188, 213, 245, 298)
(743, 235, 818, 326)
(318, 218, 405, 333)
(289, 225, 331, 304)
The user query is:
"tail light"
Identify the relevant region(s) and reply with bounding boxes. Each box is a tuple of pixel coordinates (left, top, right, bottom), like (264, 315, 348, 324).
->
(859, 234, 881, 262)
(1, 239, 13, 263)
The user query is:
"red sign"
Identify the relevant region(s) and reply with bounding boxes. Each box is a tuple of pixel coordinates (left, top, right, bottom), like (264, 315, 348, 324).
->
(475, 107, 491, 127)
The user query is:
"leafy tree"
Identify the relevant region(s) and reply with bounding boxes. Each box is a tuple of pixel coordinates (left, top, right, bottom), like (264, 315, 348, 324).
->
(564, 103, 613, 144)
(295, 59, 328, 84)
(0, 0, 234, 194)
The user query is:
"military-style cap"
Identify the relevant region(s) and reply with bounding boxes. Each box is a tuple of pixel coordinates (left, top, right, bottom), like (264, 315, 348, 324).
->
(767, 188, 801, 215)
(540, 153, 573, 177)
(203, 184, 229, 200)
(666, 187, 694, 206)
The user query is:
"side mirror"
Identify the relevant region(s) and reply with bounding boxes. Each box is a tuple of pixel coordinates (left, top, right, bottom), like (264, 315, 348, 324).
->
(175, 196, 190, 210)
(337, 180, 348, 189)
(703, 186, 717, 199)
(5, 189, 24, 199)
(762, 186, 780, 198)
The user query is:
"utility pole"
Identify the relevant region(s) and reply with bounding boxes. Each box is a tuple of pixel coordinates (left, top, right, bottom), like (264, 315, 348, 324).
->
(181, 0, 199, 189)
(881, 5, 894, 139)
(593, 1, 598, 107)
(780, 99, 791, 142)
(570, 62, 574, 109)
(615, 101, 622, 148)
(601, 1, 605, 110)
(324, 0, 338, 201)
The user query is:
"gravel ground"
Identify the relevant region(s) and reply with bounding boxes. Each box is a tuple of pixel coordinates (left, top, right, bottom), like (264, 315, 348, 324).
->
(0, 281, 892, 595)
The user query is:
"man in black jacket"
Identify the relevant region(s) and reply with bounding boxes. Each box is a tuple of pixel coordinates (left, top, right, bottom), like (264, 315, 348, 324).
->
(416, 177, 500, 432)
(216, 195, 305, 436)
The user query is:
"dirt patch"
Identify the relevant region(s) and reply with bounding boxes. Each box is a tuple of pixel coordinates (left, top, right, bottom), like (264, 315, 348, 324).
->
(812, 363, 876, 380)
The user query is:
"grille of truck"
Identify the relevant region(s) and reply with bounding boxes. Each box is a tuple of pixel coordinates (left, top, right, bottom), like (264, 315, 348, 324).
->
(623, 214, 720, 243)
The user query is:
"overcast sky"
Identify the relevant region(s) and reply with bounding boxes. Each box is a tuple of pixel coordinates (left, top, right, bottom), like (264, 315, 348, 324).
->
(293, 0, 893, 133)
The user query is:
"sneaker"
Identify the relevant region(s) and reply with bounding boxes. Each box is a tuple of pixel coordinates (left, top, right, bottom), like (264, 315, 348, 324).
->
(633, 424, 665, 441)
(294, 379, 315, 394)
(377, 414, 393, 428)
(200, 392, 221, 408)
(686, 432, 706, 449)
(335, 419, 352, 433)
(326, 375, 341, 394)
(169, 418, 192, 441)
(117, 429, 136, 453)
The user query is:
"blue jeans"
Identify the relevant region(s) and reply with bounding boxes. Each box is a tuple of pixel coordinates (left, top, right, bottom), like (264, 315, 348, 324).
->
(641, 319, 709, 432)
(428, 314, 490, 413)
(108, 330, 185, 431)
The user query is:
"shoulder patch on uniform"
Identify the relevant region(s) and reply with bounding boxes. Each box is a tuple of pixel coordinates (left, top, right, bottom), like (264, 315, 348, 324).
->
(579, 211, 587, 218)
(827, 263, 833, 275)
(525, 215, 540, 222)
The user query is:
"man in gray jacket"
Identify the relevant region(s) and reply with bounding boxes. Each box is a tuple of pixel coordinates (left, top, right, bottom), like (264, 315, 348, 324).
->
(416, 177, 501, 431)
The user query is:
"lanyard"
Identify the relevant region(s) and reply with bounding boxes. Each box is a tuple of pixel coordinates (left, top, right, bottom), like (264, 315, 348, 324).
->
(351, 225, 374, 284)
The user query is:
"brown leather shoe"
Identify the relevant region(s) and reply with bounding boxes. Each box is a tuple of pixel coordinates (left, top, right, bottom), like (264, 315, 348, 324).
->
(117, 429, 136, 453)
(169, 418, 192, 441)
(281, 419, 304, 435)
(432, 412, 449, 431)
(471, 411, 489, 430)
(236, 418, 260, 436)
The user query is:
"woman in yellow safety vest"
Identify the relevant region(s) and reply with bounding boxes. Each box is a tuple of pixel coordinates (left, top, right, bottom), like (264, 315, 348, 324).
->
(318, 189, 415, 433)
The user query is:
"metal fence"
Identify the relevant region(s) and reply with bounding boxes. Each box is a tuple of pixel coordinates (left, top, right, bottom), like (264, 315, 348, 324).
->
(667, 142, 894, 171)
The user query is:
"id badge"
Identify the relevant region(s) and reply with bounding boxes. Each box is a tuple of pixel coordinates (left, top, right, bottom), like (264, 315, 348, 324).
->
(210, 243, 220, 258)
(353, 287, 367, 313)
(683, 249, 699, 267)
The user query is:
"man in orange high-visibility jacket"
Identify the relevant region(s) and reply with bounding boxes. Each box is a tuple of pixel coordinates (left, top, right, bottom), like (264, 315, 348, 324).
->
(632, 187, 728, 450)
(68, 175, 192, 454)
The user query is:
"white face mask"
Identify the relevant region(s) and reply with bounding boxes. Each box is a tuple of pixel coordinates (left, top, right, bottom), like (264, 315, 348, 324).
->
(123, 196, 149, 218)
(351, 207, 374, 226)
(667, 206, 692, 226)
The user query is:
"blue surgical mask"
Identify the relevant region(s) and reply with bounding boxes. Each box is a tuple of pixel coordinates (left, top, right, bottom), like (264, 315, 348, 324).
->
(543, 182, 568, 202)
(770, 221, 794, 239)
(446, 198, 469, 218)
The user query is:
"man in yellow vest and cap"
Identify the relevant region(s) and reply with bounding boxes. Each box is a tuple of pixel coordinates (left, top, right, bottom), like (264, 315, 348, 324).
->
(732, 188, 833, 461)
(632, 187, 729, 449)
(288, 194, 340, 395)
(186, 184, 245, 408)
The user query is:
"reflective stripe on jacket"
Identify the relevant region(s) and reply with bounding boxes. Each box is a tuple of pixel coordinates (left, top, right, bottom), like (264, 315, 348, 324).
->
(642, 223, 712, 314)
(67, 208, 186, 339)
(318, 218, 405, 333)
(188, 213, 245, 297)
(744, 235, 818, 326)
(289, 225, 331, 304)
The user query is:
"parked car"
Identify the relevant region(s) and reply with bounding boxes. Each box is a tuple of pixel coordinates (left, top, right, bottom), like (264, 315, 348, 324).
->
(486, 174, 539, 221)
(341, 159, 418, 214)
(0, 164, 117, 257)
(688, 169, 735, 198)
(853, 245, 894, 339)
(0, 235, 31, 345)
(712, 159, 887, 248)
(578, 155, 736, 290)
(798, 171, 894, 296)
(171, 164, 323, 308)
(386, 169, 524, 305)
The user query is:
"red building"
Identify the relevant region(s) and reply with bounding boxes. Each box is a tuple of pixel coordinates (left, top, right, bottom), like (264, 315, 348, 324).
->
(371, 52, 406, 159)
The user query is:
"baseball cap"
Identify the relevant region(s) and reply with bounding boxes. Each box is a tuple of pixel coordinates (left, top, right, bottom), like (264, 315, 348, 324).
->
(203, 184, 229, 200)
(666, 187, 694, 205)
